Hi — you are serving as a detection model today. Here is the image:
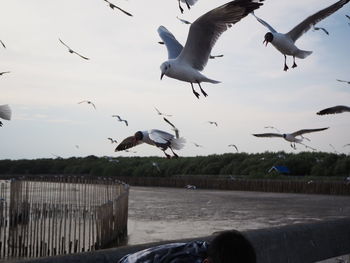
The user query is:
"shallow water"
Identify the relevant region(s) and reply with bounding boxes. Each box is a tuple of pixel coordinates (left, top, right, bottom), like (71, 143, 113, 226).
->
(127, 186, 350, 245)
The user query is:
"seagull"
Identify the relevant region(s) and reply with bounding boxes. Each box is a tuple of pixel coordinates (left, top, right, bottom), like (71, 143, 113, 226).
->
(176, 16, 191, 25)
(193, 142, 203, 147)
(159, 0, 264, 98)
(78, 100, 96, 109)
(103, 0, 133, 17)
(312, 26, 329, 35)
(152, 162, 161, 172)
(336, 79, 350, 84)
(252, 0, 350, 71)
(0, 105, 12, 125)
(329, 143, 339, 154)
(59, 38, 90, 60)
(163, 117, 179, 138)
(317, 105, 350, 115)
(177, 0, 198, 14)
(264, 126, 280, 133)
(208, 121, 218, 127)
(253, 127, 329, 149)
(228, 144, 238, 152)
(155, 107, 172, 117)
(343, 143, 350, 148)
(112, 115, 128, 126)
(0, 40, 5, 48)
(107, 137, 118, 144)
(115, 129, 185, 158)
(0, 71, 10, 76)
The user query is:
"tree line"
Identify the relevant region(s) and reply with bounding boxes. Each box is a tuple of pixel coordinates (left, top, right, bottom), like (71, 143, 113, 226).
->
(0, 151, 349, 179)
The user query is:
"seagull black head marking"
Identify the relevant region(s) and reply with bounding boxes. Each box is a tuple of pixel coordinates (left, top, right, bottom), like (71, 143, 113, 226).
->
(282, 134, 287, 138)
(263, 32, 273, 46)
(134, 131, 143, 141)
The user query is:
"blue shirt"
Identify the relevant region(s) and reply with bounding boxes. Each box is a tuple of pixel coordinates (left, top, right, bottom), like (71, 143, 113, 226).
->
(118, 241, 209, 263)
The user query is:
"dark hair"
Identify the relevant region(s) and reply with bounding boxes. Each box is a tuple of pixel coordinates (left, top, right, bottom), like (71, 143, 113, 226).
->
(207, 230, 256, 263)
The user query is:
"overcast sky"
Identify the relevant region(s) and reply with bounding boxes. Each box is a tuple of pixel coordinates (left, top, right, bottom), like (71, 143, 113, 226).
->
(0, 0, 349, 160)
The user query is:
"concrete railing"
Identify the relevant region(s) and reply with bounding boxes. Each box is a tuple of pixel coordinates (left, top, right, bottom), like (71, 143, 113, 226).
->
(17, 217, 350, 263)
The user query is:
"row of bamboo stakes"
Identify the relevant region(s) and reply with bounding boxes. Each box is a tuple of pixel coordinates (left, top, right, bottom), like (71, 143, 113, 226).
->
(0, 176, 129, 261)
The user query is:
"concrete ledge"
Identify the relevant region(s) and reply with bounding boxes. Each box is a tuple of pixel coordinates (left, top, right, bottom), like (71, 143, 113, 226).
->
(17, 217, 350, 263)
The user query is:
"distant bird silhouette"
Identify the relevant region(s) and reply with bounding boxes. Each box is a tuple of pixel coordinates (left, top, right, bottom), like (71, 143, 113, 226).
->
(208, 121, 218, 127)
(108, 137, 118, 144)
(0, 40, 5, 48)
(152, 162, 161, 172)
(313, 26, 329, 35)
(209, 54, 224, 59)
(193, 142, 203, 147)
(0, 71, 10, 76)
(337, 79, 350, 84)
(317, 105, 350, 115)
(346, 14, 350, 24)
(228, 144, 238, 152)
(343, 143, 350, 148)
(115, 129, 185, 158)
(329, 143, 339, 154)
(103, 0, 133, 16)
(112, 115, 128, 126)
(253, 127, 329, 149)
(59, 39, 89, 60)
(264, 126, 281, 133)
(163, 117, 179, 138)
(78, 100, 96, 109)
(155, 107, 172, 117)
(51, 153, 63, 159)
(124, 149, 137, 153)
(176, 16, 191, 24)
(0, 104, 11, 127)
(75, 145, 80, 149)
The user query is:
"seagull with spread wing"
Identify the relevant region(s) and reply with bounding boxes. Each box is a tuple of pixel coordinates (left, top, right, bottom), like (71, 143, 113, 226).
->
(78, 100, 96, 109)
(107, 137, 118, 144)
(0, 104, 11, 127)
(103, 0, 132, 16)
(115, 129, 185, 158)
(313, 26, 329, 35)
(112, 115, 128, 126)
(208, 121, 218, 127)
(317, 105, 350, 115)
(228, 144, 239, 152)
(252, 0, 349, 71)
(159, 0, 264, 98)
(59, 39, 90, 60)
(253, 127, 329, 149)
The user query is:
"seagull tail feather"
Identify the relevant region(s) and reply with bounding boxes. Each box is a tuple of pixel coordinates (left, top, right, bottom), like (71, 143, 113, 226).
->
(0, 104, 12, 120)
(171, 137, 186, 150)
(295, 50, 313, 59)
(204, 78, 221, 84)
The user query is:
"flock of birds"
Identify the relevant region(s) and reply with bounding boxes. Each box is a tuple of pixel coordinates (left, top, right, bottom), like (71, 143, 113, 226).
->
(1, 0, 350, 158)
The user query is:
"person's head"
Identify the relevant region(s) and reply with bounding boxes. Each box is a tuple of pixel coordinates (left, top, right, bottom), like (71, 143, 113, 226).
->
(204, 230, 256, 263)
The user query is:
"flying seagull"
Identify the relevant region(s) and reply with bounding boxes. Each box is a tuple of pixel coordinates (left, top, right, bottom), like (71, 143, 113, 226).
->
(107, 137, 118, 144)
(313, 26, 329, 35)
(253, 127, 329, 149)
(317, 105, 350, 115)
(337, 79, 350, 84)
(252, 0, 350, 71)
(176, 16, 191, 25)
(193, 142, 203, 147)
(112, 115, 128, 126)
(103, 0, 133, 17)
(159, 0, 264, 98)
(115, 129, 185, 158)
(163, 117, 179, 138)
(329, 143, 339, 154)
(78, 100, 96, 109)
(208, 121, 218, 127)
(59, 38, 90, 60)
(155, 107, 172, 117)
(0, 71, 10, 76)
(228, 144, 239, 152)
(177, 0, 198, 14)
(0, 40, 5, 48)
(343, 143, 350, 148)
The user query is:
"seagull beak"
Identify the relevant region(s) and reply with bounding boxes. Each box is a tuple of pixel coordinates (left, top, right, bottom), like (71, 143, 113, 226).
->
(160, 72, 164, 80)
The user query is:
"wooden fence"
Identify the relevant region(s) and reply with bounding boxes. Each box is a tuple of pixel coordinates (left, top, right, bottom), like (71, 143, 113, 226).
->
(0, 176, 129, 261)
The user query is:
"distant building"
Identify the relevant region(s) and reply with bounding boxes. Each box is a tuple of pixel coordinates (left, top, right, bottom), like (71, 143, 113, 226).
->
(268, 166, 290, 175)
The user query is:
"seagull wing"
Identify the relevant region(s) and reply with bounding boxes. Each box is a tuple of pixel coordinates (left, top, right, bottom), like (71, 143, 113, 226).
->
(251, 11, 277, 33)
(78, 100, 87, 104)
(90, 102, 96, 109)
(291, 127, 329, 137)
(157, 26, 184, 59)
(321, 27, 329, 35)
(317, 105, 350, 115)
(110, 3, 133, 17)
(177, 0, 264, 71)
(58, 38, 71, 50)
(0, 40, 6, 48)
(336, 79, 349, 83)
(149, 129, 174, 146)
(123, 120, 128, 126)
(73, 51, 90, 60)
(252, 133, 283, 138)
(0, 104, 12, 120)
(181, 0, 198, 6)
(163, 117, 179, 138)
(115, 136, 142, 151)
(286, 0, 349, 42)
